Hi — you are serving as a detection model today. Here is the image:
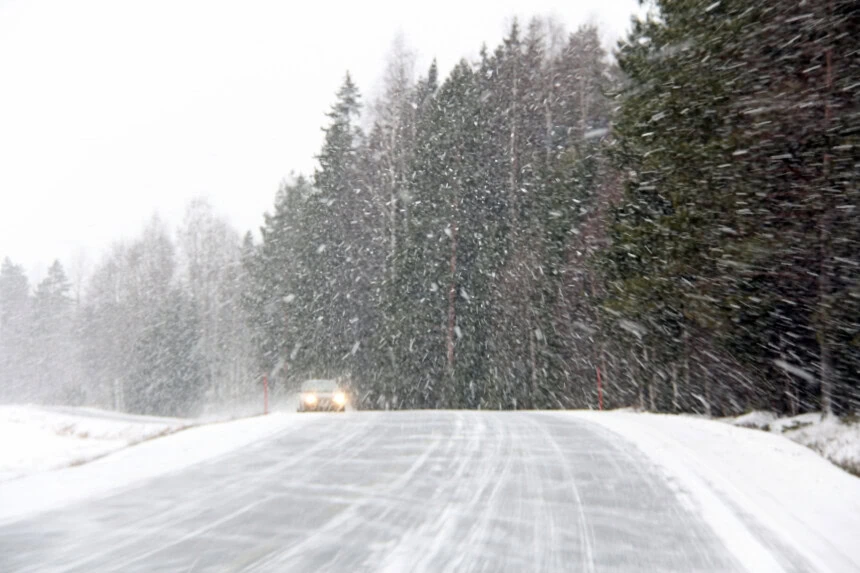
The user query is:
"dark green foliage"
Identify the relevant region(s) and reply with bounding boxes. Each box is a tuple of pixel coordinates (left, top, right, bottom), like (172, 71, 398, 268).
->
(603, 0, 859, 415)
(248, 19, 622, 411)
(239, 5, 860, 415)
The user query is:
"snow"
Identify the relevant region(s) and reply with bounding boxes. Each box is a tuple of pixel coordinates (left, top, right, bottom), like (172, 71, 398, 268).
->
(2, 410, 858, 571)
(570, 410, 860, 573)
(773, 359, 817, 383)
(766, 412, 823, 433)
(583, 127, 609, 140)
(618, 318, 647, 338)
(0, 405, 189, 481)
(784, 416, 860, 473)
(724, 410, 860, 477)
(0, 409, 308, 524)
(729, 410, 778, 430)
(0, 411, 747, 571)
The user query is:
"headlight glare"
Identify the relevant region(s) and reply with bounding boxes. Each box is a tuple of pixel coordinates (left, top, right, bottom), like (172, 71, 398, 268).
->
(333, 391, 346, 406)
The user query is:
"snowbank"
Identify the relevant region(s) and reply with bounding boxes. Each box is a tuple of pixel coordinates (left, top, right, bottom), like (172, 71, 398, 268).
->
(0, 405, 189, 481)
(568, 411, 860, 573)
(726, 411, 860, 476)
(729, 410, 778, 430)
(0, 410, 307, 524)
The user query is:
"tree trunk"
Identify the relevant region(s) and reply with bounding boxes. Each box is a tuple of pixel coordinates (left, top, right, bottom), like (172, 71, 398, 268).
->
(649, 374, 657, 412)
(389, 189, 397, 283)
(544, 61, 554, 165)
(588, 270, 607, 409)
(508, 48, 519, 219)
(446, 204, 458, 380)
(819, 324, 834, 416)
(639, 348, 648, 411)
(702, 364, 713, 417)
(529, 320, 537, 406)
(671, 364, 679, 413)
(683, 327, 691, 411)
(818, 41, 835, 417)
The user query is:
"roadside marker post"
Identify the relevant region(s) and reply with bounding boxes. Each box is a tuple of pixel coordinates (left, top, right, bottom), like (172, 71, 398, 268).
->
(597, 366, 604, 411)
(263, 374, 269, 415)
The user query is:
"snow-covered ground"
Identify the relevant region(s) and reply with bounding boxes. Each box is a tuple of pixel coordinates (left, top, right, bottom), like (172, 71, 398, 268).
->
(0, 405, 191, 481)
(0, 401, 299, 484)
(725, 410, 860, 476)
(570, 410, 860, 573)
(0, 409, 308, 524)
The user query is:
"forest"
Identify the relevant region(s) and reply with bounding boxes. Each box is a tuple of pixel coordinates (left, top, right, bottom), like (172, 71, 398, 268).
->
(1, 0, 857, 417)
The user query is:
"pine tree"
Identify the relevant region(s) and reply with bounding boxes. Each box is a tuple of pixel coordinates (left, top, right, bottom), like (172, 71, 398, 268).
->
(604, 0, 859, 415)
(0, 258, 31, 401)
(305, 74, 364, 378)
(32, 260, 75, 401)
(128, 288, 205, 416)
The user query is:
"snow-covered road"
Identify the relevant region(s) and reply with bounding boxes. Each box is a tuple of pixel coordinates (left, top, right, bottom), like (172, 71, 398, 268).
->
(0, 411, 846, 572)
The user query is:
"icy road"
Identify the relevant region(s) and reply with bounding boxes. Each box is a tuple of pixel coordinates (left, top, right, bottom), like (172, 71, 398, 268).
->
(0, 411, 837, 572)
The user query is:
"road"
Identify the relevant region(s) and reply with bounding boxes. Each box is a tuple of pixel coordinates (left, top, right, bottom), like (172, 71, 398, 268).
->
(0, 411, 776, 572)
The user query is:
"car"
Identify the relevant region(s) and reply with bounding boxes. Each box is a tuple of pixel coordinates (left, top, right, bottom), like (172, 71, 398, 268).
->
(298, 379, 347, 412)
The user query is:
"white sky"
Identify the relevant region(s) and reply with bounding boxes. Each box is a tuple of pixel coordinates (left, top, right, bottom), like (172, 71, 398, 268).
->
(0, 0, 641, 282)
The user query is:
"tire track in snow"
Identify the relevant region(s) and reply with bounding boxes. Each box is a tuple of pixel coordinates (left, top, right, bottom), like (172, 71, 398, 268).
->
(1, 411, 757, 573)
(373, 411, 493, 572)
(421, 413, 515, 573)
(527, 413, 596, 573)
(43, 414, 380, 573)
(248, 413, 457, 572)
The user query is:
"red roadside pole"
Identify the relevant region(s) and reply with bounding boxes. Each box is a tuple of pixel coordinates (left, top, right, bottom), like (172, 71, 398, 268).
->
(263, 374, 269, 415)
(596, 366, 604, 411)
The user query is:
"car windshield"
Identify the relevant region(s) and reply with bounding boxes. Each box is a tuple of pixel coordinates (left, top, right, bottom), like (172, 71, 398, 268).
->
(301, 380, 338, 393)
(0, 1, 857, 572)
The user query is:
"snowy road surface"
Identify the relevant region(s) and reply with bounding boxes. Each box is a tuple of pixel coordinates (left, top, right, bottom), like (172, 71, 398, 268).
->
(0, 411, 830, 572)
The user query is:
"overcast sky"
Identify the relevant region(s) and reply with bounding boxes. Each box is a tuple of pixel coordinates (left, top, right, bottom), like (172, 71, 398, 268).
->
(0, 0, 642, 281)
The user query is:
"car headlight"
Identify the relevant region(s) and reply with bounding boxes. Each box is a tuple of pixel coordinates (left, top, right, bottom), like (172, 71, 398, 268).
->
(333, 391, 346, 406)
(303, 393, 318, 405)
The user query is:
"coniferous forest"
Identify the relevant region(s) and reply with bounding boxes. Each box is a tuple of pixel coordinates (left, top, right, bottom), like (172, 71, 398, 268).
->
(1, 2, 857, 417)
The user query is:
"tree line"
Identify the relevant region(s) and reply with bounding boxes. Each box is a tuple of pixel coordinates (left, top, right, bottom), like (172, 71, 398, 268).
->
(0, 201, 256, 415)
(246, 3, 857, 416)
(1, 1, 857, 417)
